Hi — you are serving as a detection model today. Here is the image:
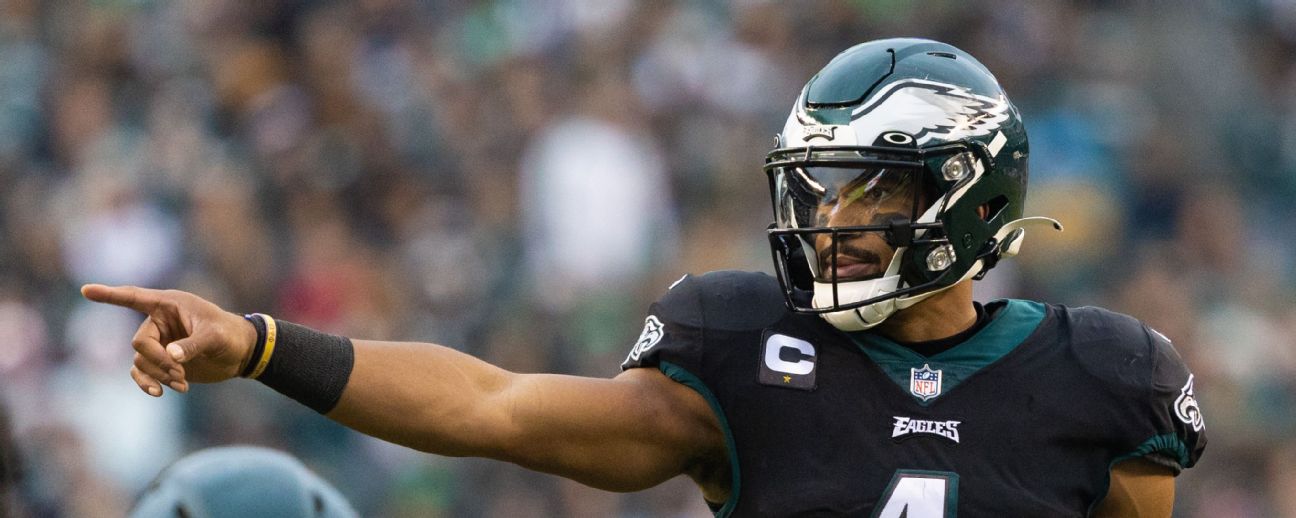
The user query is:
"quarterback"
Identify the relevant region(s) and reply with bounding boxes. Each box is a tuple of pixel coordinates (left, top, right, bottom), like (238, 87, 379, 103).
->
(84, 39, 1204, 516)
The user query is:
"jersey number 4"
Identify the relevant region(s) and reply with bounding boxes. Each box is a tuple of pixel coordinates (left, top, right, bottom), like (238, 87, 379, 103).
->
(873, 470, 959, 518)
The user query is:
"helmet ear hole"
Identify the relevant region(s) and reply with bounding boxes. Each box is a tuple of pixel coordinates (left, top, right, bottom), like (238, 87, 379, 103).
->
(982, 195, 1009, 222)
(920, 176, 942, 214)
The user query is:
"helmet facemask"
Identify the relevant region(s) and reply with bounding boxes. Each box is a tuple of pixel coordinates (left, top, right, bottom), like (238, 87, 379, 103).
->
(766, 144, 973, 330)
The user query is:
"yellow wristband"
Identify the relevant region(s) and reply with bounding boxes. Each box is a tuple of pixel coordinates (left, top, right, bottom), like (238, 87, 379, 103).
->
(248, 314, 277, 379)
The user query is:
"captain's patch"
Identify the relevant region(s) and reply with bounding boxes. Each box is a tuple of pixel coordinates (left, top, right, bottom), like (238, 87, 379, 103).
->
(758, 332, 817, 390)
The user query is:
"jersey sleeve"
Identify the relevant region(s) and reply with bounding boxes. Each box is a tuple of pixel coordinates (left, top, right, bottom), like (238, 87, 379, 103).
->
(1069, 307, 1207, 474)
(619, 271, 788, 375)
(620, 274, 707, 374)
(1137, 325, 1206, 473)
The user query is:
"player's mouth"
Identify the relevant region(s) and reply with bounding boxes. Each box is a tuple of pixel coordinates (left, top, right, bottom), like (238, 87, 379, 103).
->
(818, 247, 885, 282)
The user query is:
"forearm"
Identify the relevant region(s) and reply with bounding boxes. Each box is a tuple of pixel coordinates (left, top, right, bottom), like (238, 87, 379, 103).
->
(317, 339, 718, 492)
(325, 339, 517, 457)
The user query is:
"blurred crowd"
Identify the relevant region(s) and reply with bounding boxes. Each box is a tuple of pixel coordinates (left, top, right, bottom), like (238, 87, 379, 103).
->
(1, 0, 1294, 516)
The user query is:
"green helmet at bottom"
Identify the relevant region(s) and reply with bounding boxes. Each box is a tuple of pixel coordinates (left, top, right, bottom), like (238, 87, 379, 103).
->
(131, 446, 358, 518)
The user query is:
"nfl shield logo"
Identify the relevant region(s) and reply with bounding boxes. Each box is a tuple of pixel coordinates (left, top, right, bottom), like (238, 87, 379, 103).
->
(910, 364, 943, 402)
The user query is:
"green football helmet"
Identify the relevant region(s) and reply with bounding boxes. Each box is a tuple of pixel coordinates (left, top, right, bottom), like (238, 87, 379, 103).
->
(766, 38, 1061, 331)
(130, 446, 358, 518)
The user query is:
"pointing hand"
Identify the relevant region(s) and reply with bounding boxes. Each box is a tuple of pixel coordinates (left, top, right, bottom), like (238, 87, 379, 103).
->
(80, 284, 257, 396)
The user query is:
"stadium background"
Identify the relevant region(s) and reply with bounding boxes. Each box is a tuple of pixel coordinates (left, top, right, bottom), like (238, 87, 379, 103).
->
(1, 0, 1294, 516)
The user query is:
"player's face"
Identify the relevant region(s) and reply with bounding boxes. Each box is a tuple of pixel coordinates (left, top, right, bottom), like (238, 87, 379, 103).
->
(808, 168, 921, 282)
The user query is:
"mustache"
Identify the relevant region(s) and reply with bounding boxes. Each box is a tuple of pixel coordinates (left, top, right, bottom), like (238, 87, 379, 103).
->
(817, 243, 883, 270)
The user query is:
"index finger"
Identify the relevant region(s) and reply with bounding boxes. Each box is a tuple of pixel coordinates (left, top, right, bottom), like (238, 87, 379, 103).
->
(80, 284, 165, 314)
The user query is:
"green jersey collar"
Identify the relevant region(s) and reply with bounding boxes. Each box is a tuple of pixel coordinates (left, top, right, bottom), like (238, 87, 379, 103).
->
(849, 299, 1047, 405)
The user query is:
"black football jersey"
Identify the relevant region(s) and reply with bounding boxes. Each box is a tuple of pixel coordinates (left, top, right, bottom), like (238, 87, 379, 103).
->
(621, 271, 1206, 517)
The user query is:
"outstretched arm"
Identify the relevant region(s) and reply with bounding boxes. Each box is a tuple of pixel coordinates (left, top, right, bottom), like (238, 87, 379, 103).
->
(332, 342, 727, 493)
(80, 284, 730, 498)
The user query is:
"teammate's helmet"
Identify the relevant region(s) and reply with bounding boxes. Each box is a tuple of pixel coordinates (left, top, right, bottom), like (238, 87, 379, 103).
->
(766, 38, 1060, 331)
(130, 446, 358, 518)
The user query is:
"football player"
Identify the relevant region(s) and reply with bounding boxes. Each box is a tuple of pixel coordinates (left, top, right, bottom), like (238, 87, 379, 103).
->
(84, 38, 1204, 516)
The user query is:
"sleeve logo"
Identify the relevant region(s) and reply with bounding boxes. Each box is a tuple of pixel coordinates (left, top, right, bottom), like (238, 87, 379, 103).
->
(1174, 374, 1205, 432)
(624, 315, 665, 364)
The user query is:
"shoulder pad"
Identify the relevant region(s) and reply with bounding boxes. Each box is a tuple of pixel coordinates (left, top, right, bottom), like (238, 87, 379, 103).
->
(621, 271, 787, 372)
(1063, 305, 1206, 470)
(656, 271, 788, 331)
(1064, 305, 1155, 394)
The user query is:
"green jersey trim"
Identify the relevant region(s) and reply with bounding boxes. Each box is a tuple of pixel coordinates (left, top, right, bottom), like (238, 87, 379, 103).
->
(850, 299, 1047, 405)
(1086, 433, 1190, 516)
(1119, 433, 1190, 469)
(658, 361, 740, 518)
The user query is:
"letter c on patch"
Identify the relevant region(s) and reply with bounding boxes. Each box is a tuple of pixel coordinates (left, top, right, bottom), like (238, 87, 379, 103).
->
(764, 334, 816, 375)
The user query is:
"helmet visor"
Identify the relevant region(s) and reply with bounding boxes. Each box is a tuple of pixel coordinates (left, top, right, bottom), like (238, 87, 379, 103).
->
(771, 166, 923, 282)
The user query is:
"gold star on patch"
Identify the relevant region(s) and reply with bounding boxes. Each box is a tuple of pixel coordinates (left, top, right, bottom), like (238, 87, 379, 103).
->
(783, 375, 792, 383)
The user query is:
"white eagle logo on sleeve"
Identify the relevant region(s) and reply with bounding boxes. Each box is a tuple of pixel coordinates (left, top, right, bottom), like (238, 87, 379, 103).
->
(845, 79, 1010, 145)
(1175, 374, 1205, 432)
(622, 315, 665, 366)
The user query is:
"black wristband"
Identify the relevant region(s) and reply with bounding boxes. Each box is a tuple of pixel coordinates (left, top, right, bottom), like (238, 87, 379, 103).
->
(240, 314, 268, 378)
(255, 319, 355, 414)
